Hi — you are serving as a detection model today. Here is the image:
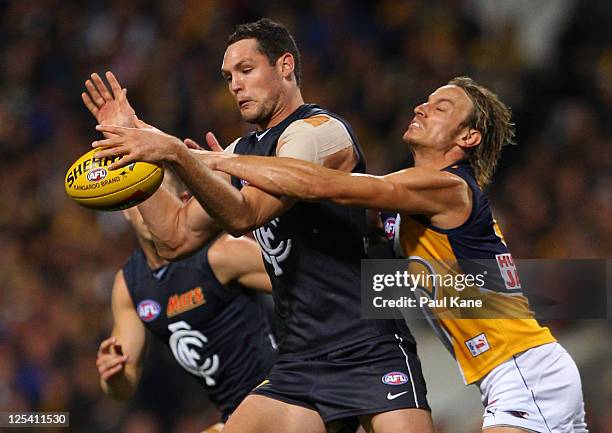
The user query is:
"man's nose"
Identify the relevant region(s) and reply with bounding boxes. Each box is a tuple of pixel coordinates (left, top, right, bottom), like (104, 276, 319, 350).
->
(414, 103, 427, 117)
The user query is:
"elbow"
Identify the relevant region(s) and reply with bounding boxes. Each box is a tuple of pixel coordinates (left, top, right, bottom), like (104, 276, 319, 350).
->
(222, 218, 254, 238)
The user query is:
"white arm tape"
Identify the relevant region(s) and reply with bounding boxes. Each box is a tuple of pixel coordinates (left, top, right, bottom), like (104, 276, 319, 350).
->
(223, 138, 240, 154)
(276, 115, 354, 164)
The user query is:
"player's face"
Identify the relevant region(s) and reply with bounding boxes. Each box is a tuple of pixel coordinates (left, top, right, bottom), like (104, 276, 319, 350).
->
(222, 39, 283, 126)
(403, 85, 474, 151)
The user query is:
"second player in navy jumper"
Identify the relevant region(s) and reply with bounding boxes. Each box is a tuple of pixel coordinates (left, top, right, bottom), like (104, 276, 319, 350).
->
(95, 178, 275, 433)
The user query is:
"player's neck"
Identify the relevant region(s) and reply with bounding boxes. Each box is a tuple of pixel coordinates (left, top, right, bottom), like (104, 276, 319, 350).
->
(257, 89, 304, 131)
(413, 146, 465, 170)
(137, 235, 168, 270)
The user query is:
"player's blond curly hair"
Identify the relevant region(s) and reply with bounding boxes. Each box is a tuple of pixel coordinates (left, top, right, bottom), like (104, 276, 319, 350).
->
(449, 77, 515, 187)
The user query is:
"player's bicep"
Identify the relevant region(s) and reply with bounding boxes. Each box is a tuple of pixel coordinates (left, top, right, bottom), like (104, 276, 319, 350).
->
(110, 271, 146, 368)
(379, 169, 469, 215)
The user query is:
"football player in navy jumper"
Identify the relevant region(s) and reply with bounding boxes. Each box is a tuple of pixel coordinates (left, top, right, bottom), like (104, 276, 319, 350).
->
(95, 173, 275, 433)
(89, 19, 433, 433)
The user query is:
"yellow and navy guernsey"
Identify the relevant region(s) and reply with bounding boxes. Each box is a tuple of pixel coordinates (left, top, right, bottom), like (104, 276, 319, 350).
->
(392, 160, 555, 384)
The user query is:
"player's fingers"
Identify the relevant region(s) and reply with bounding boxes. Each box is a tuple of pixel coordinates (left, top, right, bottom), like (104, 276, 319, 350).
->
(85, 79, 104, 107)
(184, 138, 202, 150)
(98, 337, 117, 355)
(91, 72, 113, 101)
(105, 71, 123, 100)
(81, 92, 99, 116)
(101, 364, 123, 380)
(92, 136, 125, 149)
(98, 353, 128, 371)
(108, 154, 135, 171)
(205, 132, 224, 152)
(95, 124, 130, 136)
(93, 147, 130, 164)
(100, 359, 127, 380)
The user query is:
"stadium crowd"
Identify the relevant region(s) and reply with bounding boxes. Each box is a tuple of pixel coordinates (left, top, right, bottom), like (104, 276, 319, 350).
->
(0, 1, 608, 432)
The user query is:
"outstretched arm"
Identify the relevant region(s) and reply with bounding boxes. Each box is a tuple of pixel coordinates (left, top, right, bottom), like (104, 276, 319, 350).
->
(92, 115, 363, 240)
(97, 270, 146, 400)
(207, 234, 272, 293)
(212, 155, 470, 218)
(92, 126, 298, 238)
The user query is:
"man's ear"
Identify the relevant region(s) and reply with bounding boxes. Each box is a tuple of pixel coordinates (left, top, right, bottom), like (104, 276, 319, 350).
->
(458, 128, 481, 150)
(278, 53, 295, 81)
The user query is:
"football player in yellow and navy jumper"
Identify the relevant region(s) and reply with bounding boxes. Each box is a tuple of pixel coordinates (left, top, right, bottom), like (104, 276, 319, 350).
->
(208, 77, 589, 433)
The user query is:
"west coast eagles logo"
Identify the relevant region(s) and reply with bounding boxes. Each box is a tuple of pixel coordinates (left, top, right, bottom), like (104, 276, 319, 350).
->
(253, 218, 292, 276)
(168, 321, 219, 386)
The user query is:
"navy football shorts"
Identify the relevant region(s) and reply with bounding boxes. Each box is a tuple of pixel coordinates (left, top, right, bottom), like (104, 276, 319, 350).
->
(251, 334, 430, 423)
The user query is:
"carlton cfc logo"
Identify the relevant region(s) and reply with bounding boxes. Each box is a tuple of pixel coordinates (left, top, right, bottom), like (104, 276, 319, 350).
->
(382, 371, 409, 385)
(137, 300, 161, 322)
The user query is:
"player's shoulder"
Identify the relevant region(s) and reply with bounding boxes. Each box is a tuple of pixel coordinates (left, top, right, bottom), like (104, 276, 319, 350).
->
(208, 234, 255, 267)
(223, 137, 242, 154)
(285, 113, 348, 137)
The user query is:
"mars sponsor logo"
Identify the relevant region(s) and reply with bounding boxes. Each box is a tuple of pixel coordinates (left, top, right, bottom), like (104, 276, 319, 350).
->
(87, 167, 107, 182)
(66, 155, 121, 187)
(382, 371, 409, 385)
(167, 287, 206, 318)
(137, 300, 161, 322)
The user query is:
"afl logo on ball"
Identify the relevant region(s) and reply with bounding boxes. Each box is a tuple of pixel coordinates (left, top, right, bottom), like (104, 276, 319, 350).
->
(137, 300, 161, 322)
(382, 371, 409, 385)
(87, 167, 107, 182)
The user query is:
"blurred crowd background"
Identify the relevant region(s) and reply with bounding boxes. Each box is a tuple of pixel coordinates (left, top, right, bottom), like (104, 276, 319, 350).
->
(0, 0, 609, 432)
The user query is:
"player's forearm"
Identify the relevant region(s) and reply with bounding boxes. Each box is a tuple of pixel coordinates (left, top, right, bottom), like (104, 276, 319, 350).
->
(213, 155, 336, 201)
(168, 147, 262, 236)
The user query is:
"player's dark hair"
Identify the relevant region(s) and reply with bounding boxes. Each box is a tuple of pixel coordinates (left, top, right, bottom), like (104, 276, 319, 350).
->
(449, 77, 516, 187)
(228, 18, 302, 86)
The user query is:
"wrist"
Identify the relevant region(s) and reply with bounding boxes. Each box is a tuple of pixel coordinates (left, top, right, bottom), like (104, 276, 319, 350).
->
(167, 137, 189, 164)
(213, 153, 236, 172)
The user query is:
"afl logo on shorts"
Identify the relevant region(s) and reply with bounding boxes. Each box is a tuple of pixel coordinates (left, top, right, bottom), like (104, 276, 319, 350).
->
(137, 300, 161, 322)
(87, 167, 107, 182)
(382, 371, 409, 385)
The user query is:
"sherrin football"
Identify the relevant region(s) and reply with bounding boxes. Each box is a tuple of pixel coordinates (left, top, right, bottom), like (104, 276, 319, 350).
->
(65, 148, 164, 211)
